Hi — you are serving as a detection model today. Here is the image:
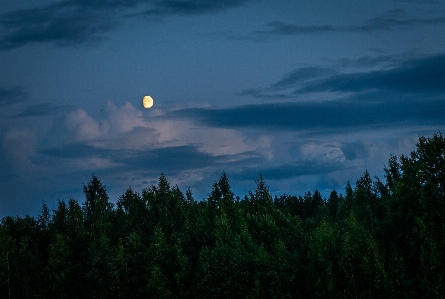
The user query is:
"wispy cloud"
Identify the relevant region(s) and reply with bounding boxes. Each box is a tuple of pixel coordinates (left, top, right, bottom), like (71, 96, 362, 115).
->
(296, 53, 445, 94)
(136, 0, 249, 16)
(266, 22, 337, 36)
(0, 0, 251, 50)
(241, 53, 445, 102)
(271, 66, 337, 89)
(0, 2, 119, 50)
(233, 10, 445, 41)
(3, 2, 442, 50)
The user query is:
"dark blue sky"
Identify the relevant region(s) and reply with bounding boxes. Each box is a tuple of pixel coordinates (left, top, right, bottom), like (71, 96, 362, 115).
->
(1, 0, 445, 216)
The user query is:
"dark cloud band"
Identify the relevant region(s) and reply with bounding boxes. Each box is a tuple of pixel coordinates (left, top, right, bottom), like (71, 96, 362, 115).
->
(170, 92, 445, 131)
(0, 0, 251, 50)
(296, 54, 445, 94)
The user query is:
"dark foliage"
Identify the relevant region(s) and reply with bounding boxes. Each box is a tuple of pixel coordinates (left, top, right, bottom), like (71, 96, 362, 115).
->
(1, 133, 445, 298)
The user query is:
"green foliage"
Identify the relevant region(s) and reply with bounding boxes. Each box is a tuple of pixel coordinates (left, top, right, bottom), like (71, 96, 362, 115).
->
(338, 213, 388, 298)
(1, 133, 445, 298)
(83, 175, 113, 223)
(382, 132, 445, 297)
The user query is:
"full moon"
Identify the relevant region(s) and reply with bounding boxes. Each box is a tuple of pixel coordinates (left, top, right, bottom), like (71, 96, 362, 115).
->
(142, 95, 154, 108)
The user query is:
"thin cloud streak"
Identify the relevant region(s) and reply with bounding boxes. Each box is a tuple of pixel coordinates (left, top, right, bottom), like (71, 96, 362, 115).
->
(296, 54, 445, 94)
(271, 67, 337, 89)
(136, 0, 249, 16)
(231, 11, 445, 41)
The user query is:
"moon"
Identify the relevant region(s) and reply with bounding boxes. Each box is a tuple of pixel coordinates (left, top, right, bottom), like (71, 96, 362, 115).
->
(142, 95, 154, 108)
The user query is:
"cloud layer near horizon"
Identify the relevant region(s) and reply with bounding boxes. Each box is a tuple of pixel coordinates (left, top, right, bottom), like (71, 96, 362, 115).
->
(1, 93, 434, 216)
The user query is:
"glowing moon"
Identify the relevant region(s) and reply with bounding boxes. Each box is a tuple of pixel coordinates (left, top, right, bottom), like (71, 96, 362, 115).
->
(142, 96, 154, 108)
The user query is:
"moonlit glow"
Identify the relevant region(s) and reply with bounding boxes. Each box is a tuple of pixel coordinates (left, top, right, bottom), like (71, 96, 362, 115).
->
(142, 96, 154, 108)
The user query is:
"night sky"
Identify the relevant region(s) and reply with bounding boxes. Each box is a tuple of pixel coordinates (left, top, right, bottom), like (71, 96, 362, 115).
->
(1, 0, 445, 217)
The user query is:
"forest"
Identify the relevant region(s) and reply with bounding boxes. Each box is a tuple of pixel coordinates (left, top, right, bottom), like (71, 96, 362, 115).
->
(1, 133, 444, 298)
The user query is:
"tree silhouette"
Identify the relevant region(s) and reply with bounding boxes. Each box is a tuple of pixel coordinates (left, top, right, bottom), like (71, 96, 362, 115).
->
(1, 133, 445, 298)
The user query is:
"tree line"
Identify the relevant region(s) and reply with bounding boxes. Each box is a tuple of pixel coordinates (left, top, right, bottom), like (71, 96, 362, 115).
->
(1, 133, 445, 298)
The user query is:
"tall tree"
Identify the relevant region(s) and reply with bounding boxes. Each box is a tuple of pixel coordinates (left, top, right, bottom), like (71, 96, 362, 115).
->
(83, 175, 113, 226)
(383, 132, 445, 297)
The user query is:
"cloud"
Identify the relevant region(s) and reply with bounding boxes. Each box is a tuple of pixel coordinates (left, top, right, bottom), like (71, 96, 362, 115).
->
(0, 0, 251, 50)
(336, 54, 402, 69)
(35, 134, 263, 202)
(63, 109, 107, 142)
(103, 101, 146, 134)
(0, 2, 120, 50)
(118, 145, 221, 172)
(297, 53, 445, 94)
(37, 142, 218, 174)
(39, 143, 112, 159)
(341, 142, 370, 160)
(1, 99, 441, 216)
(169, 92, 445, 131)
(137, 0, 249, 16)
(243, 56, 399, 99)
(36, 101, 271, 182)
(0, 86, 27, 106)
(271, 67, 337, 89)
(266, 21, 336, 35)
(48, 105, 139, 146)
(233, 10, 445, 41)
(13, 100, 274, 206)
(3, 2, 441, 50)
(297, 140, 346, 163)
(45, 101, 269, 159)
(242, 53, 445, 103)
